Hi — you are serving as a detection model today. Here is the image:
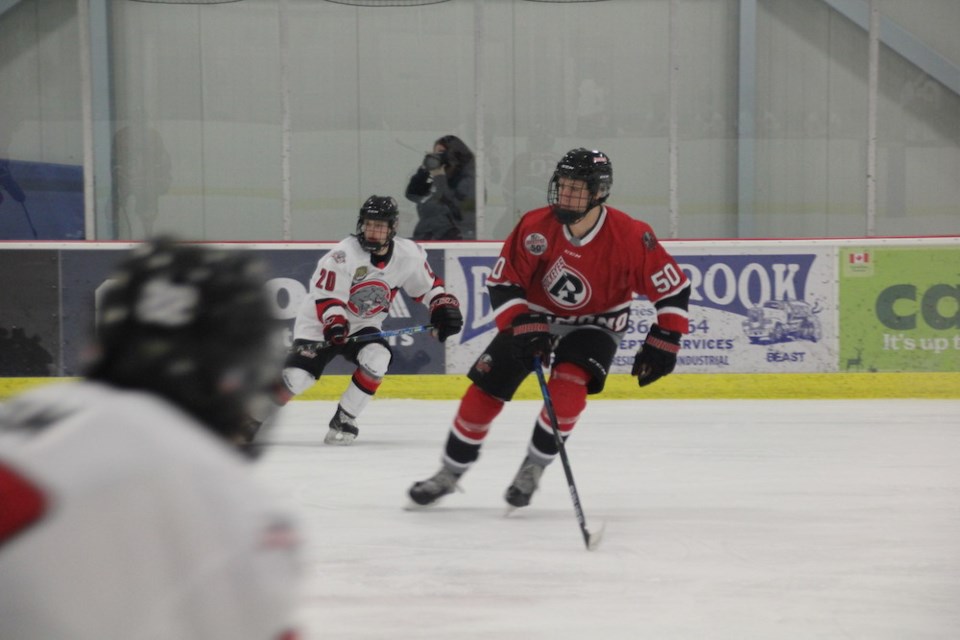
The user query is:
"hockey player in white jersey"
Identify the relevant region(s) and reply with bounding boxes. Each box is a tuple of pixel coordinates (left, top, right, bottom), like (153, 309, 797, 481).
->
(0, 238, 301, 640)
(257, 195, 463, 446)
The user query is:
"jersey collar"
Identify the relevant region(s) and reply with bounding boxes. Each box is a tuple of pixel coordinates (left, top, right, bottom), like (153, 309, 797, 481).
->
(370, 240, 394, 269)
(563, 206, 606, 247)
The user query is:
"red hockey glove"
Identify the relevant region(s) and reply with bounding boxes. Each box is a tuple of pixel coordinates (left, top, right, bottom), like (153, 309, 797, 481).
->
(632, 323, 682, 387)
(511, 312, 552, 370)
(322, 314, 349, 346)
(429, 294, 463, 343)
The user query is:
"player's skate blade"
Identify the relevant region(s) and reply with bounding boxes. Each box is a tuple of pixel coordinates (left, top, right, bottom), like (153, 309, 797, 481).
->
(406, 468, 461, 508)
(325, 405, 359, 445)
(323, 428, 356, 445)
(584, 521, 607, 551)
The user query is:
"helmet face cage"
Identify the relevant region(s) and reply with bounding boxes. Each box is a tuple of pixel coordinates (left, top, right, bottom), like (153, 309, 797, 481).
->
(355, 195, 399, 252)
(547, 148, 613, 224)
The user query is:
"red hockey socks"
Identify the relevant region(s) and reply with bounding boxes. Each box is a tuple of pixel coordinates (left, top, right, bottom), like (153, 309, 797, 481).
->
(443, 384, 504, 470)
(529, 362, 589, 460)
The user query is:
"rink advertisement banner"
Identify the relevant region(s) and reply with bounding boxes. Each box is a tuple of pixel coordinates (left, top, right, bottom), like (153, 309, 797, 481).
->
(672, 247, 837, 373)
(839, 246, 960, 372)
(444, 245, 839, 374)
(56, 246, 444, 376)
(444, 249, 499, 373)
(3, 240, 958, 377)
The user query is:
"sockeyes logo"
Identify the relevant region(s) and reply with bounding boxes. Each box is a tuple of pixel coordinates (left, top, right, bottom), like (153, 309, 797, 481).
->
(543, 256, 591, 310)
(524, 233, 548, 255)
(348, 280, 392, 318)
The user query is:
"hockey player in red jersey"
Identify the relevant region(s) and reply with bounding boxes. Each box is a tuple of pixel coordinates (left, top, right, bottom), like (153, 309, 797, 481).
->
(409, 148, 690, 508)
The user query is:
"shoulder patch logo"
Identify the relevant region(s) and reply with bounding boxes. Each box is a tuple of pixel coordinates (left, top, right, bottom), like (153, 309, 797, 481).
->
(642, 231, 658, 251)
(524, 233, 548, 256)
(331, 250, 347, 264)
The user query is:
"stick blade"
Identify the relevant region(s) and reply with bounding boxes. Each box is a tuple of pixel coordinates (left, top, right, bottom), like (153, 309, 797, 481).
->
(585, 521, 606, 551)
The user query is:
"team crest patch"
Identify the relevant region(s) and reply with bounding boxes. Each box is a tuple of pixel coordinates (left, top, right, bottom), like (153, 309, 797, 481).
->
(524, 233, 548, 256)
(474, 353, 493, 374)
(642, 231, 658, 251)
(353, 266, 369, 281)
(542, 256, 592, 310)
(348, 280, 392, 318)
(331, 250, 347, 264)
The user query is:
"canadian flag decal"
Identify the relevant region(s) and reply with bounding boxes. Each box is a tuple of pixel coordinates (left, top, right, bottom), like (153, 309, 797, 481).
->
(849, 252, 870, 264)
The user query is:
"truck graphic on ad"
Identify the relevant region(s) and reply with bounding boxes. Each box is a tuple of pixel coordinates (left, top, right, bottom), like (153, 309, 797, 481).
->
(742, 299, 822, 344)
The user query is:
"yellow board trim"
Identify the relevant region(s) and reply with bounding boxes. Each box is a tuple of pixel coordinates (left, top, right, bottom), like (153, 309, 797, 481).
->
(2, 373, 958, 401)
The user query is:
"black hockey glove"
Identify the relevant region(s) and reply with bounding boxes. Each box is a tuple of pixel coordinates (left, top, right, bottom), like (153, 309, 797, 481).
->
(323, 313, 349, 346)
(429, 294, 463, 343)
(511, 312, 552, 370)
(632, 324, 682, 387)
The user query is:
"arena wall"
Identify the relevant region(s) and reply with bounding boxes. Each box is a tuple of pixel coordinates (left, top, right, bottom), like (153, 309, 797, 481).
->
(1, 237, 957, 399)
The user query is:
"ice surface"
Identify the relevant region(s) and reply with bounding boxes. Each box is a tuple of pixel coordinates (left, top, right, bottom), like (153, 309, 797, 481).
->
(255, 399, 960, 639)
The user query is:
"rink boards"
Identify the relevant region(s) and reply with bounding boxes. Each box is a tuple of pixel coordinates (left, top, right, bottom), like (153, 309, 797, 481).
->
(0, 237, 957, 387)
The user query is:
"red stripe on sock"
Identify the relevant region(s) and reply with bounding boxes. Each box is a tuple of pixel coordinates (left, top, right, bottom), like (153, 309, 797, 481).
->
(351, 369, 382, 395)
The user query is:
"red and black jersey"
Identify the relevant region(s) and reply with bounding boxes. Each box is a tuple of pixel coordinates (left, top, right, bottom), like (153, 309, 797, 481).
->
(487, 205, 690, 334)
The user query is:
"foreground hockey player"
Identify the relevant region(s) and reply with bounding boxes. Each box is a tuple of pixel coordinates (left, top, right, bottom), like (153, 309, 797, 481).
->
(0, 238, 301, 639)
(256, 195, 462, 446)
(409, 148, 691, 508)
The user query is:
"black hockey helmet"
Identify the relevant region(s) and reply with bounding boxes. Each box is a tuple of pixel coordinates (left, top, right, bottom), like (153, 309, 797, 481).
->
(355, 195, 399, 252)
(83, 236, 282, 446)
(547, 148, 613, 224)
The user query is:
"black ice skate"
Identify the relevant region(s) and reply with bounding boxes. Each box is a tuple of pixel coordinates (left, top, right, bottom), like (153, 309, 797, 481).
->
(504, 455, 546, 508)
(325, 405, 359, 445)
(408, 467, 461, 506)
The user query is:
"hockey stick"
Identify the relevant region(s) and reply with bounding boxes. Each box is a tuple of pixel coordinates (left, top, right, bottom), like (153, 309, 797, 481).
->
(533, 356, 604, 551)
(294, 323, 435, 352)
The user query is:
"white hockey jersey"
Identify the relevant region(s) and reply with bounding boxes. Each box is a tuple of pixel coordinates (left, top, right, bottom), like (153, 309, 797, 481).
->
(293, 235, 447, 342)
(0, 381, 301, 640)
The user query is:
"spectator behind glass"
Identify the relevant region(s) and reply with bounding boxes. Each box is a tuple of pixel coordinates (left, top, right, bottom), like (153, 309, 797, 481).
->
(405, 135, 476, 240)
